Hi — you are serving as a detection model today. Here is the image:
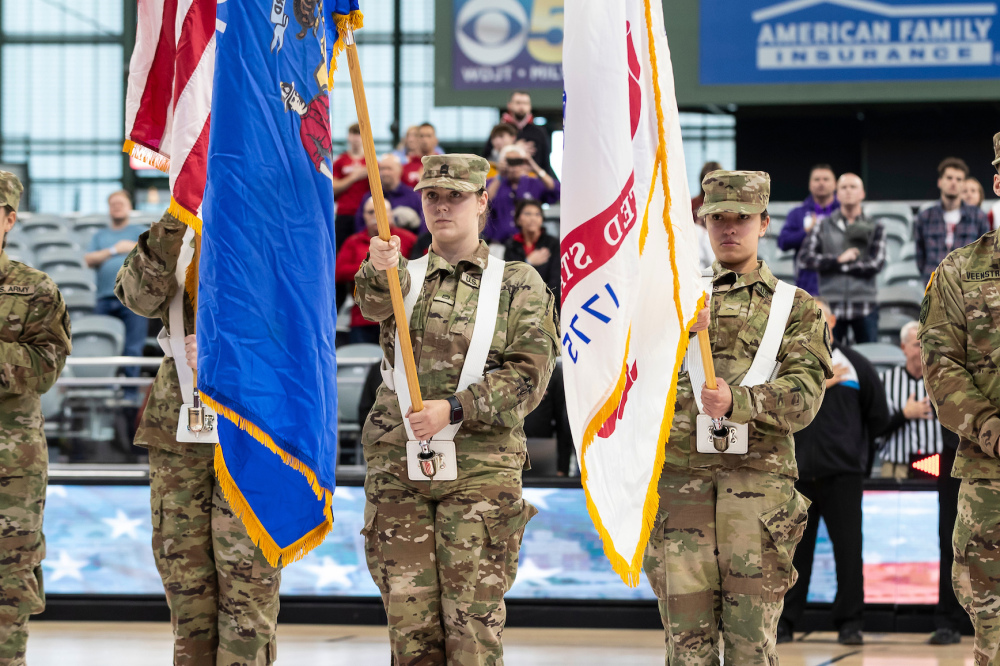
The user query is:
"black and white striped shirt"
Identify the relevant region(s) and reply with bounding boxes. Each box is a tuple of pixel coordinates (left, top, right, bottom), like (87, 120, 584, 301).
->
(878, 365, 944, 464)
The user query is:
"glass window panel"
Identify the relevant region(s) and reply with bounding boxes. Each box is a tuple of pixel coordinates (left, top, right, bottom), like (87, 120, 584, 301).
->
(4, 1, 122, 36)
(401, 45, 432, 85)
(401, 0, 434, 33)
(357, 0, 395, 33)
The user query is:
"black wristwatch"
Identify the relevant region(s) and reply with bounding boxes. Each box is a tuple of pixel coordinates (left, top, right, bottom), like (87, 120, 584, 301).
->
(447, 396, 464, 424)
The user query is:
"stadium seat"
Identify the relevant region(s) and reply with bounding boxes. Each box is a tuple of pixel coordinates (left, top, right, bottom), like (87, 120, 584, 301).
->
(764, 214, 785, 239)
(49, 267, 96, 294)
(883, 236, 904, 264)
(897, 240, 916, 262)
(336, 342, 382, 464)
(767, 201, 797, 218)
(18, 217, 66, 236)
(542, 203, 560, 222)
(5, 250, 33, 267)
(70, 315, 125, 378)
(336, 298, 353, 334)
(853, 342, 905, 373)
(72, 215, 110, 234)
(63, 291, 97, 320)
(864, 202, 913, 226)
(917, 201, 936, 214)
(881, 262, 923, 287)
(758, 236, 779, 263)
(879, 218, 911, 243)
(769, 256, 795, 282)
(36, 247, 87, 272)
(878, 284, 924, 320)
(29, 232, 80, 254)
(877, 310, 914, 345)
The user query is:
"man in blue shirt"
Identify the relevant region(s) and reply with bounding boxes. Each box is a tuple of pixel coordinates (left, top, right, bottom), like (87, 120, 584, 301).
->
(778, 164, 839, 296)
(83, 190, 145, 375)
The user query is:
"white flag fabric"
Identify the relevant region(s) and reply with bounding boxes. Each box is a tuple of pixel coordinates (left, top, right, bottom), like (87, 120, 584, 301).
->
(561, 0, 704, 584)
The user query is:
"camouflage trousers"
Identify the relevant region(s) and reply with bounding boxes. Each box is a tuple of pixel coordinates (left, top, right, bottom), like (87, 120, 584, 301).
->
(0, 473, 46, 666)
(643, 465, 810, 665)
(362, 449, 536, 666)
(954, 478, 1000, 666)
(148, 447, 281, 666)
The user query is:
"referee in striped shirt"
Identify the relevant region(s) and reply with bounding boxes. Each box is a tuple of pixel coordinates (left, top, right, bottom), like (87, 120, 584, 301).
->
(878, 320, 965, 643)
(878, 321, 945, 478)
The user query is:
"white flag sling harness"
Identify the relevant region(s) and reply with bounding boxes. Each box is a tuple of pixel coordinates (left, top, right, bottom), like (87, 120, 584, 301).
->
(686, 269, 796, 454)
(157, 226, 219, 443)
(381, 253, 506, 480)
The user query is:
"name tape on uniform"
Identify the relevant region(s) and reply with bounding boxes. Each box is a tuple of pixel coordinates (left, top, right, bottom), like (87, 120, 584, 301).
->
(0, 285, 34, 295)
(966, 270, 1000, 282)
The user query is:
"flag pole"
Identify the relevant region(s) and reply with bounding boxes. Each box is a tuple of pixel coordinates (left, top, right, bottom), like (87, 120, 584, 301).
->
(341, 27, 424, 414)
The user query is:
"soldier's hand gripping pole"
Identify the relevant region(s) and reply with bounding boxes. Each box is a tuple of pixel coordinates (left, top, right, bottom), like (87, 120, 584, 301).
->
(698, 329, 730, 452)
(342, 27, 440, 476)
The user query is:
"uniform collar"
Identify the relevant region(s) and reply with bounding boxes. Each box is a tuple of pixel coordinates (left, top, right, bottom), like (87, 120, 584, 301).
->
(0, 250, 8, 279)
(711, 259, 777, 292)
(426, 240, 490, 277)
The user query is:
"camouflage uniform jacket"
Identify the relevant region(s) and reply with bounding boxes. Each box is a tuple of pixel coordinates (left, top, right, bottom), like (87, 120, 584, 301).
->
(0, 250, 71, 477)
(356, 241, 559, 461)
(919, 230, 1000, 479)
(665, 260, 833, 479)
(114, 212, 205, 458)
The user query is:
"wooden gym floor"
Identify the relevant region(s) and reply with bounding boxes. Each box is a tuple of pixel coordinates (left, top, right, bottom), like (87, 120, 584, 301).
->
(25, 622, 975, 664)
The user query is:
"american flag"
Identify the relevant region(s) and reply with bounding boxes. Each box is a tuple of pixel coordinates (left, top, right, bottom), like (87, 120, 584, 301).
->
(123, 0, 216, 231)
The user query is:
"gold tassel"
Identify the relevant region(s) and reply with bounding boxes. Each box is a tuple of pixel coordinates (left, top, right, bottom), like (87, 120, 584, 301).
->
(327, 10, 365, 89)
(167, 197, 203, 235)
(122, 139, 171, 173)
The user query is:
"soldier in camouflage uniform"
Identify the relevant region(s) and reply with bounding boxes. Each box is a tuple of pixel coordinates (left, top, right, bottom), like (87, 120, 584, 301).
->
(356, 155, 559, 665)
(115, 213, 280, 666)
(0, 171, 71, 666)
(919, 132, 1000, 666)
(643, 171, 833, 665)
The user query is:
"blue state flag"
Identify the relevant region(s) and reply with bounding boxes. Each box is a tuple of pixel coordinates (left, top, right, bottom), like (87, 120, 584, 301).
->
(199, 0, 350, 565)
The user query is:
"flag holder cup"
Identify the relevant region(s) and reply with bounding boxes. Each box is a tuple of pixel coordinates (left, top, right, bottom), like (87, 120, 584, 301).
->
(417, 440, 443, 477)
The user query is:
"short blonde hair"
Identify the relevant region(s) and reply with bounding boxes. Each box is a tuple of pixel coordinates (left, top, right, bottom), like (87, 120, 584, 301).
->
(900, 320, 919, 344)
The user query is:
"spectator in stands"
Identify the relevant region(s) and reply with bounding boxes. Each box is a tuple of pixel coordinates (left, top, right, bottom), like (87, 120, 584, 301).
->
(392, 125, 419, 162)
(878, 321, 947, 478)
(486, 123, 519, 178)
(690, 161, 722, 218)
(504, 200, 560, 300)
(401, 123, 440, 189)
(332, 123, 370, 252)
(485, 144, 560, 244)
(354, 154, 424, 234)
(799, 173, 886, 344)
(779, 299, 889, 646)
(336, 198, 415, 345)
(84, 190, 145, 375)
(914, 157, 989, 284)
(778, 164, 839, 295)
(963, 176, 993, 230)
(483, 90, 554, 178)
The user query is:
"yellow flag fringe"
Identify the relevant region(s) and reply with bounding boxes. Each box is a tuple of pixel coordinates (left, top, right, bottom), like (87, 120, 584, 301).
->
(327, 11, 364, 89)
(168, 197, 204, 235)
(201, 392, 335, 567)
(122, 139, 170, 173)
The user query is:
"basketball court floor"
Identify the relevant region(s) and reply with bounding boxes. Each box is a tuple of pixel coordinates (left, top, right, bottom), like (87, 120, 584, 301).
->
(26, 622, 975, 665)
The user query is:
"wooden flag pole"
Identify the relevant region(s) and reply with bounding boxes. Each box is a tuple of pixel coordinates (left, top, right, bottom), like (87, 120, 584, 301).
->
(342, 27, 424, 413)
(697, 330, 717, 391)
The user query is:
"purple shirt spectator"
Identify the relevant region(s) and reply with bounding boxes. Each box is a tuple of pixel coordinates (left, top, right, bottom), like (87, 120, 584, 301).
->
(485, 175, 560, 243)
(354, 183, 425, 234)
(778, 195, 840, 296)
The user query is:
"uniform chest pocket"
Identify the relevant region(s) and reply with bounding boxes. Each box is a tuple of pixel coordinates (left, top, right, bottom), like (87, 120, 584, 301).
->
(0, 294, 29, 343)
(966, 285, 1000, 363)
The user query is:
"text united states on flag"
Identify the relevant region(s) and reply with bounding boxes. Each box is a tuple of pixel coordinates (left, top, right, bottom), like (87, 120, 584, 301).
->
(561, 0, 704, 585)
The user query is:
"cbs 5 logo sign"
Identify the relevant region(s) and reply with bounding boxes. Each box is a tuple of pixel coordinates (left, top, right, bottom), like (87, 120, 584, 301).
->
(455, 0, 563, 66)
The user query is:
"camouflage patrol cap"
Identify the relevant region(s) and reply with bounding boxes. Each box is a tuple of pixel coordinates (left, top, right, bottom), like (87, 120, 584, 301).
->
(697, 170, 770, 217)
(993, 131, 1000, 166)
(0, 171, 23, 211)
(414, 154, 489, 192)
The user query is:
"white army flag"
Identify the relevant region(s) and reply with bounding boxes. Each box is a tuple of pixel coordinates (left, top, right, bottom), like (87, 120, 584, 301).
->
(561, 0, 704, 584)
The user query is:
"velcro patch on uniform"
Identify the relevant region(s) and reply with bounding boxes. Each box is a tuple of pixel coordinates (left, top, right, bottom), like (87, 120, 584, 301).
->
(0, 285, 35, 295)
(920, 293, 930, 324)
(965, 269, 1000, 282)
(460, 273, 481, 289)
(754, 283, 769, 298)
